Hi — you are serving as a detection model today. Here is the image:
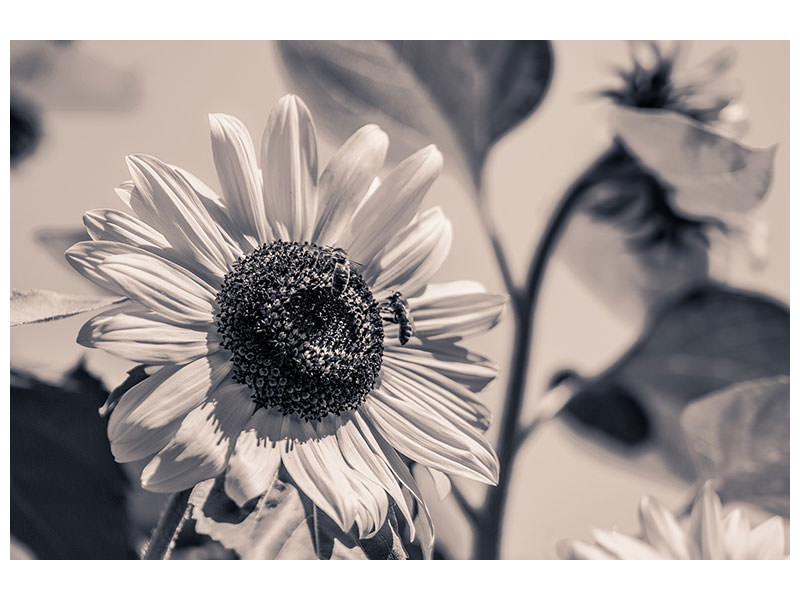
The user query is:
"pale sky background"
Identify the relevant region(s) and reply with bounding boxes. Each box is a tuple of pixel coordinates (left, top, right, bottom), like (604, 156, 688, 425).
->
(10, 40, 788, 558)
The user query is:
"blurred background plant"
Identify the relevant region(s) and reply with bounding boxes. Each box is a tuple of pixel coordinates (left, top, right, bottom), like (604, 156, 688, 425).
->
(10, 40, 789, 559)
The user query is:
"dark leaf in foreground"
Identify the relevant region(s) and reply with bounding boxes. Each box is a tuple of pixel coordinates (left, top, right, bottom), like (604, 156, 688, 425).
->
(562, 285, 789, 477)
(278, 40, 553, 188)
(681, 377, 789, 517)
(191, 474, 406, 560)
(11, 362, 135, 559)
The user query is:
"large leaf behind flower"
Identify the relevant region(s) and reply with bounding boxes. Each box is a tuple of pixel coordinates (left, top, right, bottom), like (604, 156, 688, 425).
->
(191, 475, 406, 559)
(10, 362, 135, 559)
(681, 377, 789, 517)
(562, 285, 789, 479)
(278, 40, 553, 188)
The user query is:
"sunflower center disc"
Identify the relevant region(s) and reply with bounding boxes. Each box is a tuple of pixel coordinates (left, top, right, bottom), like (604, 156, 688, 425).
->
(215, 241, 384, 421)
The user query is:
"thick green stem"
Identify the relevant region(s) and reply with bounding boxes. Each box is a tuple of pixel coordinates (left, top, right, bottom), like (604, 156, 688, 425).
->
(142, 488, 192, 560)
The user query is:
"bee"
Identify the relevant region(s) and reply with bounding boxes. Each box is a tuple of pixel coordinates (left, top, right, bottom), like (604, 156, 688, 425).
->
(381, 291, 415, 345)
(325, 246, 361, 296)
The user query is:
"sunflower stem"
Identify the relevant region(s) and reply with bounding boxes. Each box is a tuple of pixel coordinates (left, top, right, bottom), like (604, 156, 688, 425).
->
(472, 147, 620, 559)
(451, 484, 479, 525)
(142, 488, 192, 560)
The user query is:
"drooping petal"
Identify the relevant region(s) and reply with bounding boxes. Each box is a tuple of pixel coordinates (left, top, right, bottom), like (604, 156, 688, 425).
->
(209, 113, 272, 245)
(367, 206, 453, 297)
(381, 359, 491, 431)
(108, 353, 232, 462)
(407, 281, 507, 339)
(312, 124, 388, 247)
(342, 145, 443, 264)
(141, 382, 254, 493)
(363, 385, 499, 485)
(261, 95, 319, 241)
(97, 252, 218, 326)
(280, 416, 357, 533)
(639, 495, 696, 559)
(77, 304, 219, 365)
(354, 411, 432, 554)
(125, 154, 239, 278)
(384, 339, 498, 392)
(83, 208, 169, 249)
(334, 417, 410, 536)
(224, 408, 284, 507)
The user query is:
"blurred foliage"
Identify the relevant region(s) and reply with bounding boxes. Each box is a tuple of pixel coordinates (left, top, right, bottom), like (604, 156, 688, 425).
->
(11, 362, 136, 559)
(10, 93, 42, 168)
(191, 474, 406, 559)
(278, 40, 552, 188)
(681, 377, 789, 517)
(562, 284, 789, 479)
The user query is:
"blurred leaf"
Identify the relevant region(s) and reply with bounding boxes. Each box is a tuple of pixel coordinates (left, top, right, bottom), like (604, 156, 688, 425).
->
(11, 288, 126, 326)
(562, 285, 789, 477)
(11, 362, 135, 559)
(612, 106, 775, 219)
(558, 144, 710, 327)
(681, 377, 789, 517)
(191, 475, 406, 560)
(11, 40, 141, 112)
(278, 40, 553, 188)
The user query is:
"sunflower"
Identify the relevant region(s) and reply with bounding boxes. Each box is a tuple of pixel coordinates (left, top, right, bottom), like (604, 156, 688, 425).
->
(67, 95, 503, 543)
(559, 482, 788, 560)
(602, 40, 747, 135)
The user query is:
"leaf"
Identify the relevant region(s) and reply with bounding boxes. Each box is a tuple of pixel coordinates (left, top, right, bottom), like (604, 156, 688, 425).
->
(558, 144, 710, 327)
(680, 377, 789, 517)
(612, 106, 776, 219)
(11, 362, 135, 559)
(11, 288, 126, 326)
(191, 475, 406, 560)
(278, 40, 553, 187)
(562, 285, 789, 477)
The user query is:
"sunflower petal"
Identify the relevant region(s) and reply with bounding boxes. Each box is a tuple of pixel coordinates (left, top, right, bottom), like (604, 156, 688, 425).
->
(280, 416, 357, 533)
(141, 382, 254, 493)
(408, 281, 507, 339)
(77, 304, 218, 364)
(368, 206, 453, 297)
(343, 145, 443, 264)
(97, 252, 217, 325)
(209, 113, 272, 245)
(261, 95, 319, 241)
(639, 495, 695, 559)
(108, 353, 231, 462)
(224, 408, 284, 507)
(126, 154, 239, 278)
(83, 208, 169, 249)
(364, 385, 498, 485)
(313, 124, 388, 247)
(746, 516, 786, 559)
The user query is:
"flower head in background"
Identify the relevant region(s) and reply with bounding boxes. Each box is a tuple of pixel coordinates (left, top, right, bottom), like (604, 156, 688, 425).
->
(602, 40, 747, 136)
(559, 482, 788, 560)
(66, 94, 503, 544)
